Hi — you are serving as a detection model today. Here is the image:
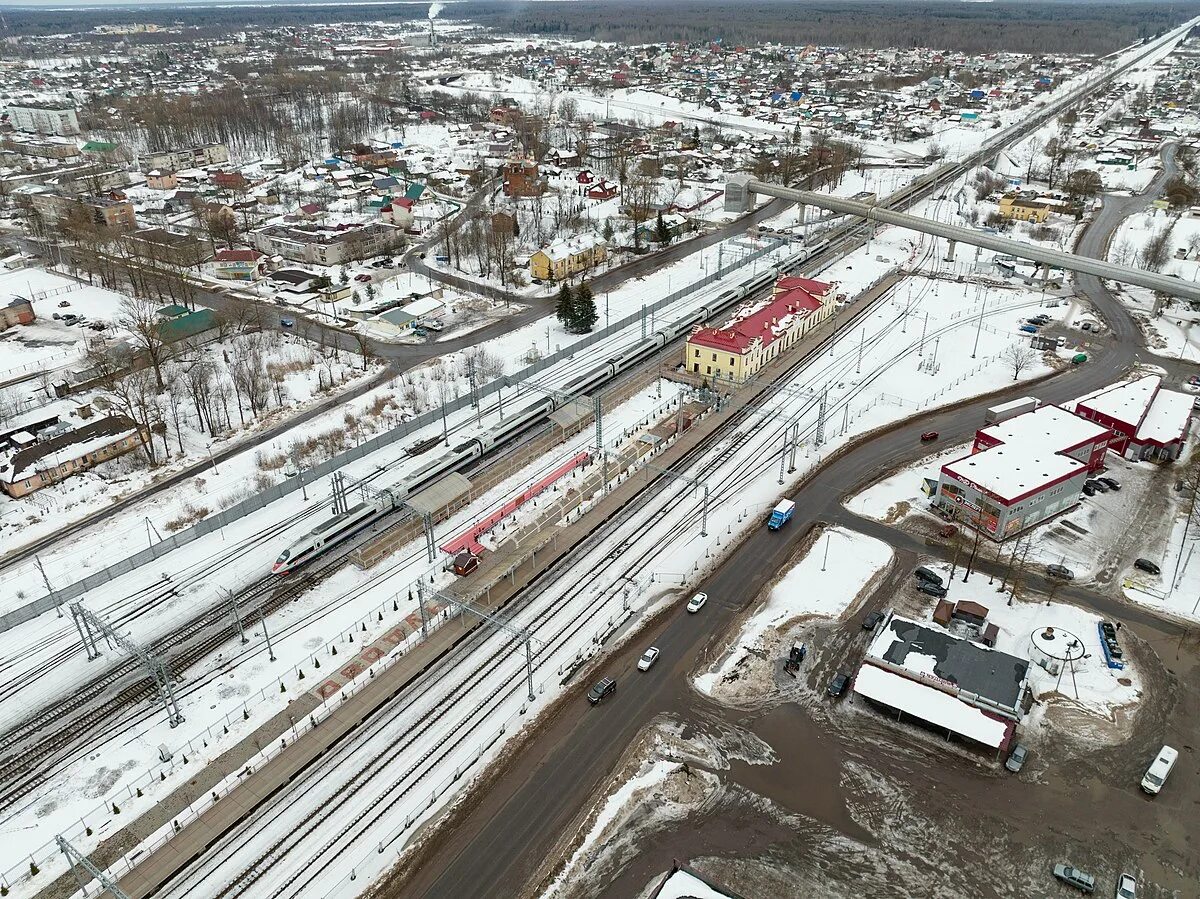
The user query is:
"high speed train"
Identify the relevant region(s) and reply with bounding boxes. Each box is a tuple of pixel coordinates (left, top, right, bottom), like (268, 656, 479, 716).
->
(272, 240, 832, 576)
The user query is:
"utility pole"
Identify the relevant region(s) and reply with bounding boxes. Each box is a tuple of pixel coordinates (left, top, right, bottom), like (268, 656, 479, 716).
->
(918, 311, 929, 356)
(855, 327, 865, 374)
(260, 611, 276, 662)
(57, 835, 131, 899)
(971, 296, 985, 358)
(814, 386, 828, 447)
(226, 590, 248, 645)
(594, 393, 605, 488)
(68, 603, 184, 727)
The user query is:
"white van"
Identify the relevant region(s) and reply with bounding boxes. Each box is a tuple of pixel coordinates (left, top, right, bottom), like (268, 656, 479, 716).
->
(1141, 745, 1178, 795)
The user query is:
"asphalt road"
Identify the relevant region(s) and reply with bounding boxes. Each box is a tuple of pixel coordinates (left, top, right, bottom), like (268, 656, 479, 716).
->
(387, 153, 1197, 899)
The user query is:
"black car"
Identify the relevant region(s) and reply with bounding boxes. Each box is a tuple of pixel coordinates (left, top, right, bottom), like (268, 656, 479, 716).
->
(1099, 477, 1121, 491)
(914, 566, 944, 586)
(587, 677, 617, 705)
(827, 672, 850, 697)
(1085, 479, 1108, 493)
(1082, 484, 1096, 497)
(862, 611, 884, 630)
(917, 580, 948, 598)
(1134, 558, 1161, 576)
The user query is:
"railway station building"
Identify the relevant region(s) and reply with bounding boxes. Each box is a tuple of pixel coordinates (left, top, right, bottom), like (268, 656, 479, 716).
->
(684, 275, 835, 384)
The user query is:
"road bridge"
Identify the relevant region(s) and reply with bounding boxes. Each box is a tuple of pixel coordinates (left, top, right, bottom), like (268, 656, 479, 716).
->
(728, 175, 1200, 304)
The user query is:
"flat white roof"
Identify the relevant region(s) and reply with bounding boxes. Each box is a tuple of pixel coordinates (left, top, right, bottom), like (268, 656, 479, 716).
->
(1137, 387, 1192, 445)
(1072, 375, 1159, 430)
(943, 446, 1084, 502)
(979, 404, 1108, 452)
(400, 296, 444, 317)
(853, 663, 1009, 748)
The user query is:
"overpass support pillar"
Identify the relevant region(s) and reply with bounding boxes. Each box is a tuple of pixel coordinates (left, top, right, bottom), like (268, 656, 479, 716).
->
(944, 239, 957, 263)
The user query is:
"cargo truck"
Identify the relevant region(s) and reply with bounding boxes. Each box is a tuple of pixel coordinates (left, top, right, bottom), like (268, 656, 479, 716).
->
(984, 397, 1038, 425)
(768, 500, 795, 530)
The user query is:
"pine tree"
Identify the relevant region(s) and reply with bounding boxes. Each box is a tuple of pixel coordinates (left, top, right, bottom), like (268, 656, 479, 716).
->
(555, 283, 576, 330)
(572, 282, 598, 333)
(602, 218, 614, 242)
(655, 210, 671, 245)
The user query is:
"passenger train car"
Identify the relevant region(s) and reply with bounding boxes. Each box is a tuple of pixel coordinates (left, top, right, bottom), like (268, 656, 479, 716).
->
(271, 241, 832, 576)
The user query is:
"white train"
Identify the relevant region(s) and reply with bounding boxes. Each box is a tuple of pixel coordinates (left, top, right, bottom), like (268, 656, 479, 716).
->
(271, 242, 832, 576)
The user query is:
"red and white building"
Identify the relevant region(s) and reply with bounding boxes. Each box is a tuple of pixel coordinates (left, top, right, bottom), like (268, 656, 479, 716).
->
(1069, 374, 1192, 462)
(936, 404, 1111, 539)
(683, 275, 836, 383)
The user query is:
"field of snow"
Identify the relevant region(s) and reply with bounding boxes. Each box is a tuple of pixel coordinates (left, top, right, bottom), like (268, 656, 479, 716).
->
(693, 527, 893, 698)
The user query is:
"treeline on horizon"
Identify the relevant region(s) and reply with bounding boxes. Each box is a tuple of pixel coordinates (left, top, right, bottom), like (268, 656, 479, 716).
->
(0, 0, 1197, 55)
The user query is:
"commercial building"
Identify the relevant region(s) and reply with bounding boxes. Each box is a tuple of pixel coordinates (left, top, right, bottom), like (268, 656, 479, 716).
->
(1069, 374, 1192, 462)
(684, 275, 835, 384)
(997, 191, 1072, 222)
(853, 612, 1030, 752)
(140, 143, 229, 172)
(0, 414, 147, 497)
(529, 234, 607, 282)
(935, 404, 1110, 539)
(6, 102, 80, 136)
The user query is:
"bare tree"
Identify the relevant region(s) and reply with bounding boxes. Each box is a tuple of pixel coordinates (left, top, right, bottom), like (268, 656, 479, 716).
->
(119, 296, 174, 392)
(85, 344, 160, 465)
(351, 332, 377, 372)
(1003, 342, 1038, 381)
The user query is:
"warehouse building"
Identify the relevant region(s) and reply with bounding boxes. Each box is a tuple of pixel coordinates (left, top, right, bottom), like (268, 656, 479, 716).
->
(684, 275, 835, 384)
(853, 612, 1030, 753)
(1069, 374, 1192, 463)
(935, 404, 1111, 539)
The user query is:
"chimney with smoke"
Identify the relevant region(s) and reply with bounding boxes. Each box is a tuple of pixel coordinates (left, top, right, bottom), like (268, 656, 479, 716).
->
(428, 2, 443, 46)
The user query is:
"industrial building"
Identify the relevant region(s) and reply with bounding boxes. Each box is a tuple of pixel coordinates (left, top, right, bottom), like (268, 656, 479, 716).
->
(684, 275, 835, 384)
(854, 612, 1030, 752)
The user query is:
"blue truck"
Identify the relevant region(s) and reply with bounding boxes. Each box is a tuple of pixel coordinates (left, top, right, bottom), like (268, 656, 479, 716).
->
(768, 500, 796, 530)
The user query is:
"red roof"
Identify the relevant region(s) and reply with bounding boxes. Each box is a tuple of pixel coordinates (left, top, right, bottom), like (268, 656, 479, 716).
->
(689, 278, 830, 354)
(215, 249, 263, 263)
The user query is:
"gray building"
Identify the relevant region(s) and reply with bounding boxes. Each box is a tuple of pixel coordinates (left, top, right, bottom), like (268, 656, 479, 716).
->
(7, 103, 80, 136)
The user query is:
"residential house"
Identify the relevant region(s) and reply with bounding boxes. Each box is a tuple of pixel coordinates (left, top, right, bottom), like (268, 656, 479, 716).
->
(502, 157, 546, 198)
(145, 170, 179, 190)
(7, 102, 80, 136)
(0, 297, 34, 327)
(529, 234, 607, 282)
(213, 248, 268, 281)
(251, 222, 400, 266)
(140, 143, 230, 172)
(30, 191, 136, 230)
(997, 191, 1071, 223)
(0, 414, 147, 497)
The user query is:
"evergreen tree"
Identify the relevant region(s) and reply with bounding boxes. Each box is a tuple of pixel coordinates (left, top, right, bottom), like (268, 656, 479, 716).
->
(655, 210, 672, 245)
(555, 283, 575, 330)
(602, 218, 614, 242)
(572, 282, 598, 333)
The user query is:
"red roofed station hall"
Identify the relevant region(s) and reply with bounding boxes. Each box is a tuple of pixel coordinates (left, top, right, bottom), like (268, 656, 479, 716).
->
(683, 275, 836, 383)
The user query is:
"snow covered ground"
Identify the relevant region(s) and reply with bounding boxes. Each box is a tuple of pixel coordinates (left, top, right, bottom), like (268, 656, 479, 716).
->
(693, 527, 893, 701)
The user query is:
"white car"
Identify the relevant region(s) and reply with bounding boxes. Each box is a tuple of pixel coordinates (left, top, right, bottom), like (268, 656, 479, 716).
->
(637, 647, 660, 671)
(1116, 874, 1136, 899)
(686, 593, 708, 613)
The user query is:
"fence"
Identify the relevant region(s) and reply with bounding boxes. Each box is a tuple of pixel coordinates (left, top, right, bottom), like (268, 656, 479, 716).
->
(0, 237, 789, 634)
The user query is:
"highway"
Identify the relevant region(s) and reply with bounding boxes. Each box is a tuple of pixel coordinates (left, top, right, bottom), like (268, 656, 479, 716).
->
(384, 139, 1200, 899)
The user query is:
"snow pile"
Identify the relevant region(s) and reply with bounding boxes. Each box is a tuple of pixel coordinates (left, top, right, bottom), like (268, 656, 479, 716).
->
(693, 527, 893, 700)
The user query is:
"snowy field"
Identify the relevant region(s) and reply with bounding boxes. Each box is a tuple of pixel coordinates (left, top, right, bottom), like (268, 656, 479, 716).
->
(693, 527, 893, 701)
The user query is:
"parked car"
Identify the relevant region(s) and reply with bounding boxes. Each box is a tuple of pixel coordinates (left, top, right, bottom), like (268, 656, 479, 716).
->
(1019, 324, 1039, 334)
(686, 592, 708, 613)
(1099, 477, 1121, 491)
(57, 299, 70, 307)
(422, 318, 445, 331)
(937, 524, 958, 538)
(1056, 336, 1067, 348)
(917, 580, 948, 598)
(1052, 864, 1096, 893)
(862, 611, 884, 630)
(827, 672, 850, 697)
(637, 647, 660, 671)
(1115, 873, 1136, 899)
(920, 431, 939, 442)
(587, 677, 617, 705)
(1082, 484, 1096, 497)
(1085, 479, 1109, 493)
(1047, 564, 1075, 580)
(1005, 743, 1029, 773)
(914, 566, 944, 586)
(1134, 558, 1161, 576)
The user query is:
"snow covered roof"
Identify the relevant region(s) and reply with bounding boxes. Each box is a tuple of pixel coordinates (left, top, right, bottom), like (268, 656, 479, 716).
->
(978, 404, 1108, 453)
(854, 663, 1011, 749)
(1071, 375, 1159, 429)
(1137, 387, 1193, 446)
(688, 277, 830, 354)
(866, 614, 1029, 712)
(942, 448, 1083, 504)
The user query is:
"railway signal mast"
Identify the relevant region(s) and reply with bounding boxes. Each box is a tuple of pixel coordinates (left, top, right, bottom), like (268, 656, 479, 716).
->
(57, 835, 130, 899)
(68, 602, 184, 728)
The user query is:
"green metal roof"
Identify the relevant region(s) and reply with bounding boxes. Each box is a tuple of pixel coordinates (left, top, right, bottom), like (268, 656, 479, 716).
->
(403, 182, 426, 201)
(157, 308, 217, 343)
(156, 303, 190, 318)
(82, 140, 118, 152)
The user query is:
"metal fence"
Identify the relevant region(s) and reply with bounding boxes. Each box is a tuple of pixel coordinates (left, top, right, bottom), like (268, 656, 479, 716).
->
(0, 238, 788, 634)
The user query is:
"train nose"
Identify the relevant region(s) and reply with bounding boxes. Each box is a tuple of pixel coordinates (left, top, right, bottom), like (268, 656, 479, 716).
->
(271, 561, 285, 575)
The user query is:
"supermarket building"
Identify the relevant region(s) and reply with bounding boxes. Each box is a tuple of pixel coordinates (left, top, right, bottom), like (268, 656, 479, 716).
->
(935, 404, 1111, 539)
